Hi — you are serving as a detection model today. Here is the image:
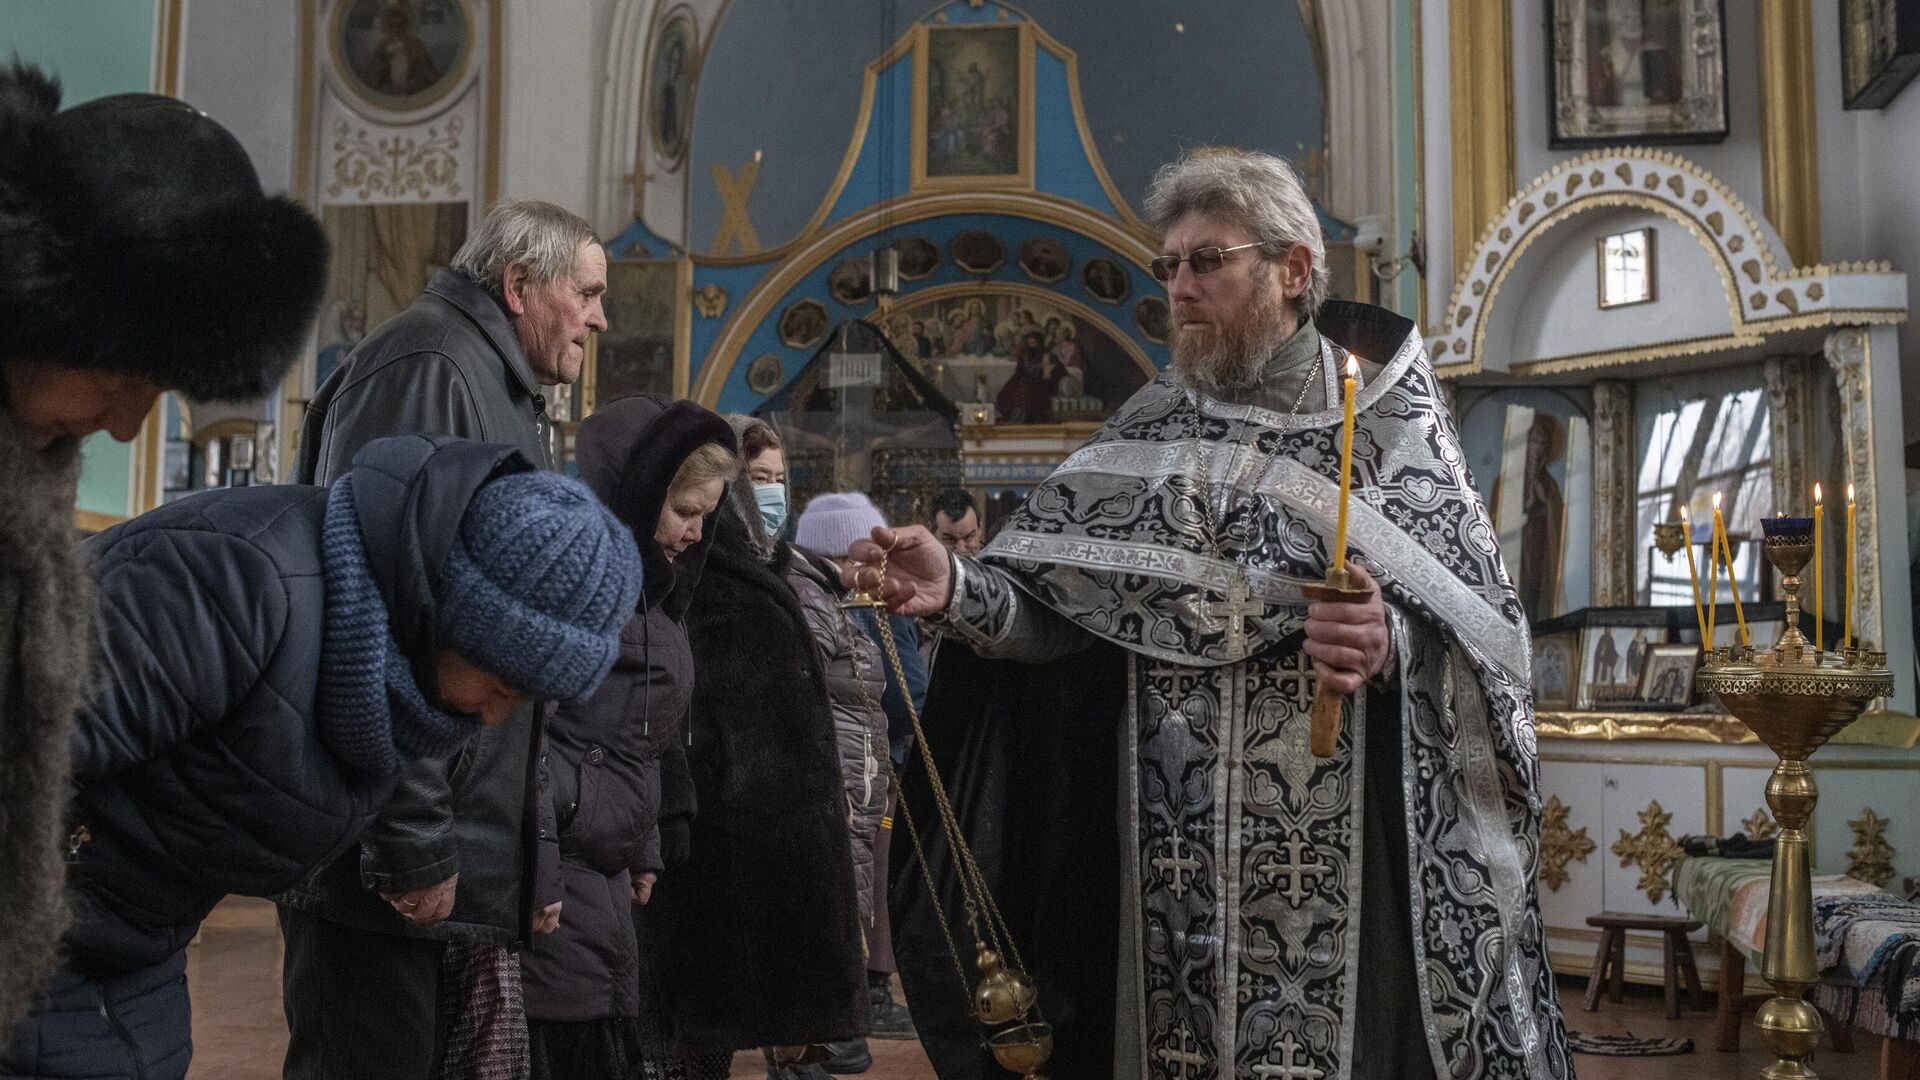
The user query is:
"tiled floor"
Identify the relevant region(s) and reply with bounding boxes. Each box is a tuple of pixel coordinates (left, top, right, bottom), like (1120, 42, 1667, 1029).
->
(184, 896, 1889, 1079)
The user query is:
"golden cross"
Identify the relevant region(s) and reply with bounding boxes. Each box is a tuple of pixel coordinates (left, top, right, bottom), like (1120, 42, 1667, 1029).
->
(623, 165, 655, 220)
(710, 159, 762, 256)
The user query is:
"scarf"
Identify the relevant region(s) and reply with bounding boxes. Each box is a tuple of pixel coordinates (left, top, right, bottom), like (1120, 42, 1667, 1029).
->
(319, 477, 476, 778)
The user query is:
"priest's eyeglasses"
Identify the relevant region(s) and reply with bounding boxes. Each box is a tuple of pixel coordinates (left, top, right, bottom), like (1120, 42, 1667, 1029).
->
(1149, 242, 1262, 282)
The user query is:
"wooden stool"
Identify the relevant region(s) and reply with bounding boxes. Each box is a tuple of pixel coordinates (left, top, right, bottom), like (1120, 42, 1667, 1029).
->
(1583, 912, 1704, 1018)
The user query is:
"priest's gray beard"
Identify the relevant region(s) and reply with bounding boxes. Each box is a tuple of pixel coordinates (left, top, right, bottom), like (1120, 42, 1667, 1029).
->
(1170, 263, 1297, 396)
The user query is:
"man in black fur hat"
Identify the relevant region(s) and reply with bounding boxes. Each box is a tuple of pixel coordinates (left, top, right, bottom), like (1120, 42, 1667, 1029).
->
(0, 64, 327, 1037)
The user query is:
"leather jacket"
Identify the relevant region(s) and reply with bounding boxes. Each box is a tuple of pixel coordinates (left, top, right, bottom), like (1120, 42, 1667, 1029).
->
(281, 267, 560, 945)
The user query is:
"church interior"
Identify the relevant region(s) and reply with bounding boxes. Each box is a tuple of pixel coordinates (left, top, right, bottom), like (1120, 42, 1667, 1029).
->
(8, 0, 1920, 1077)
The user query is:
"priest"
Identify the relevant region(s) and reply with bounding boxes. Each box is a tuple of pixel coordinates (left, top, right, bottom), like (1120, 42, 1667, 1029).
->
(849, 148, 1572, 1080)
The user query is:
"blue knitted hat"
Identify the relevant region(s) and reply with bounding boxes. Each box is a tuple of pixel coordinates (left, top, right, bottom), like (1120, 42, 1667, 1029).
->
(438, 471, 643, 702)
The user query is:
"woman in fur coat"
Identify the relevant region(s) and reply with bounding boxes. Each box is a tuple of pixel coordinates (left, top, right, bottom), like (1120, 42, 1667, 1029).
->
(634, 415, 868, 1079)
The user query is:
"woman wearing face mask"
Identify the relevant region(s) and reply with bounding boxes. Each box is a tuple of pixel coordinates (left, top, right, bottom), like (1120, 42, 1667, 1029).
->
(637, 416, 867, 1080)
(518, 396, 737, 1080)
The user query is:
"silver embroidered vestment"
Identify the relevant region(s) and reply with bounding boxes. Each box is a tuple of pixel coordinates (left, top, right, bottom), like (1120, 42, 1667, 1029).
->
(936, 304, 1572, 1080)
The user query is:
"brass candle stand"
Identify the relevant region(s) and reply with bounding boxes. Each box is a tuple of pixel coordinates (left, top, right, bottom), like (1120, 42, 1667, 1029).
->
(1694, 517, 1891, 1080)
(842, 557, 1053, 1080)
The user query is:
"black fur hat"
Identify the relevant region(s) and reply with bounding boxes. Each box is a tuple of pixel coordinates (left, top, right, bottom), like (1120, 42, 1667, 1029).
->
(0, 64, 329, 401)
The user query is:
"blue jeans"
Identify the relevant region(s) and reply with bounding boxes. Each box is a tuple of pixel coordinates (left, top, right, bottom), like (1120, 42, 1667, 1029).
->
(1, 951, 191, 1080)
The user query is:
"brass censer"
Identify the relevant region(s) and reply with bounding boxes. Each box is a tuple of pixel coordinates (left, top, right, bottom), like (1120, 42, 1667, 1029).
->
(1694, 515, 1892, 1080)
(842, 553, 1054, 1080)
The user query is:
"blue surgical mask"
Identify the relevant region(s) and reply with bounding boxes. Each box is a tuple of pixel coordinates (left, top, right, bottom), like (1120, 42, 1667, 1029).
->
(754, 482, 788, 533)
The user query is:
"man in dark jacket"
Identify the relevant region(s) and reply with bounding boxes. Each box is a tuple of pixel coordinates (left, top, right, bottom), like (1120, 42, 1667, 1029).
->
(0, 64, 326, 1036)
(283, 200, 608, 1080)
(1, 435, 643, 1080)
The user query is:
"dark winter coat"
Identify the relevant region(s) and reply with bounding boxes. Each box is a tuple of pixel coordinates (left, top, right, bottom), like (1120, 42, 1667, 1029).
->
(286, 267, 557, 945)
(0, 952, 190, 1080)
(520, 396, 729, 1024)
(786, 550, 891, 928)
(640, 506, 868, 1052)
(60, 437, 530, 976)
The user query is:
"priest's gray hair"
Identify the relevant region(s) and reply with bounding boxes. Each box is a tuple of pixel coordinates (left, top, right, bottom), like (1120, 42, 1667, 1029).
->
(451, 200, 601, 302)
(1142, 148, 1329, 319)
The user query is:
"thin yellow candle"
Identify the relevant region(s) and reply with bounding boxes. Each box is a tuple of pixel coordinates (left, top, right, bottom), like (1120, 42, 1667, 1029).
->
(1711, 492, 1750, 646)
(1845, 483, 1856, 650)
(1813, 483, 1824, 652)
(1331, 355, 1359, 573)
(1712, 499, 1728, 641)
(1678, 506, 1708, 644)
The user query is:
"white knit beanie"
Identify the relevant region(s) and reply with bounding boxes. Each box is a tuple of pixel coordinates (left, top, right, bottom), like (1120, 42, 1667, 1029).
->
(795, 491, 888, 557)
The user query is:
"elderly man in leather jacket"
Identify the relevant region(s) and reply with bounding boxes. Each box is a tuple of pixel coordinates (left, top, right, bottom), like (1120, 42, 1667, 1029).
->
(282, 199, 607, 1080)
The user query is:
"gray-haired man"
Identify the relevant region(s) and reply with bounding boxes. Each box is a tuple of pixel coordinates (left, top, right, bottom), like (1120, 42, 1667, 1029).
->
(283, 199, 607, 1080)
(848, 148, 1570, 1079)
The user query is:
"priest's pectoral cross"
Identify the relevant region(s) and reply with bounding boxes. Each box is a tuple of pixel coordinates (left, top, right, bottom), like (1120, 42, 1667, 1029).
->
(1204, 571, 1261, 659)
(1155, 1025, 1207, 1080)
(1253, 831, 1329, 908)
(1251, 1034, 1325, 1080)
(1149, 835, 1203, 899)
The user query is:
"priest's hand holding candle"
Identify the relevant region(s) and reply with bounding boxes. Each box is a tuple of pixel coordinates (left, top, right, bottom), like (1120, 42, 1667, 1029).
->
(1306, 355, 1374, 759)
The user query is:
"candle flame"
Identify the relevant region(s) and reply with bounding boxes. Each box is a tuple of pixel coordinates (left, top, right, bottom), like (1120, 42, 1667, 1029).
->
(1679, 505, 1690, 522)
(1345, 356, 1359, 377)
(1815, 482, 1823, 504)
(1713, 491, 1722, 509)
(1849, 483, 1856, 503)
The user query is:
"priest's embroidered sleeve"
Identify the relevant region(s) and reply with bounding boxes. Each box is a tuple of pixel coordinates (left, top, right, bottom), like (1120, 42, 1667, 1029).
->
(932, 552, 1092, 662)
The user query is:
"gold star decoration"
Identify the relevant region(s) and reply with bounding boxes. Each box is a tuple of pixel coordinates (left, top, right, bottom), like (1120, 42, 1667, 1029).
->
(1847, 808, 1896, 887)
(1612, 800, 1683, 904)
(1539, 795, 1596, 892)
(1742, 808, 1778, 841)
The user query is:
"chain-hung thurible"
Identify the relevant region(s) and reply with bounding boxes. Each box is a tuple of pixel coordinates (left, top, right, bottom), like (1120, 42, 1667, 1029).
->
(857, 546, 1052, 1079)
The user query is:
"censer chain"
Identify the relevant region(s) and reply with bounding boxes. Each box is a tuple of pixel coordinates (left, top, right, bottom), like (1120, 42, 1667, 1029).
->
(859, 550, 1031, 988)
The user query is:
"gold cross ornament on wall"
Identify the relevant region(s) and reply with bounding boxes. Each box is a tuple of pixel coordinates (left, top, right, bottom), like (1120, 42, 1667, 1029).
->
(710, 159, 762, 256)
(623, 166, 655, 220)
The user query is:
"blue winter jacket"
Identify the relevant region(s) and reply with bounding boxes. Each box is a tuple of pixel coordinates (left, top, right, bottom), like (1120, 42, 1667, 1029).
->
(63, 436, 528, 974)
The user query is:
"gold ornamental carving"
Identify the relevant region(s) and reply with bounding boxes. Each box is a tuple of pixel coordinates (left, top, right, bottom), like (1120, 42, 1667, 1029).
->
(1846, 808, 1896, 887)
(1743, 808, 1779, 841)
(327, 117, 465, 201)
(1430, 146, 1903, 380)
(692, 283, 728, 318)
(1612, 799, 1683, 903)
(1539, 795, 1596, 892)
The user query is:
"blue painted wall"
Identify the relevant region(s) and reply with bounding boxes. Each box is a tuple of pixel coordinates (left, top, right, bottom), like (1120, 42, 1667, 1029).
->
(687, 0, 1324, 252)
(644, 0, 1334, 412)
